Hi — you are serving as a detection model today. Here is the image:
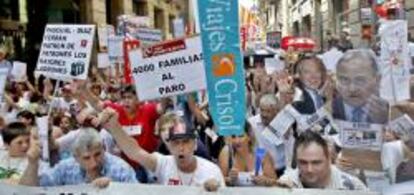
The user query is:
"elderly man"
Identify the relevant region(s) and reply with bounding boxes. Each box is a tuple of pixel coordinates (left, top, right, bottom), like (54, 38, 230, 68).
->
(278, 131, 367, 190)
(99, 109, 225, 191)
(248, 94, 289, 177)
(20, 128, 137, 188)
(333, 49, 389, 124)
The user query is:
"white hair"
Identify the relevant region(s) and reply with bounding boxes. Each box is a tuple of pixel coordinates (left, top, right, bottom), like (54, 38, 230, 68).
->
(71, 127, 103, 155)
(259, 94, 278, 107)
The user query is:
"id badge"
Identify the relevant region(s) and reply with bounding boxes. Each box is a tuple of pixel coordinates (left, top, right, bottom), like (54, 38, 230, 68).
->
(122, 125, 142, 136)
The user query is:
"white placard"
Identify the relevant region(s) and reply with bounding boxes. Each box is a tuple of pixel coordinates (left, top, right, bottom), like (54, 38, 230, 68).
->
(379, 20, 411, 104)
(338, 121, 383, 150)
(11, 61, 27, 81)
(36, 116, 49, 161)
(319, 48, 343, 72)
(265, 104, 297, 145)
(264, 57, 284, 75)
(97, 52, 111, 68)
(108, 35, 124, 63)
(173, 18, 185, 38)
(35, 24, 95, 80)
(0, 68, 8, 101)
(134, 27, 163, 46)
(129, 36, 206, 100)
(97, 25, 115, 51)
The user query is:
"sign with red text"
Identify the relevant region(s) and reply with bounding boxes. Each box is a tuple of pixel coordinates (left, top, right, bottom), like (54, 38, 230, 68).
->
(129, 36, 206, 100)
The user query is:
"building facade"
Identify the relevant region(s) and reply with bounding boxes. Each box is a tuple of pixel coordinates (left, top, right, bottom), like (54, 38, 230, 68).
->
(0, 0, 184, 80)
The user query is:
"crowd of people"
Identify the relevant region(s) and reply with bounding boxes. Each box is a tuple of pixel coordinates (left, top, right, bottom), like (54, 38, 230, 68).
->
(0, 30, 413, 193)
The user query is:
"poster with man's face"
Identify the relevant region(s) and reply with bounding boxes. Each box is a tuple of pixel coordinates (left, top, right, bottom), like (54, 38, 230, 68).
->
(333, 50, 389, 125)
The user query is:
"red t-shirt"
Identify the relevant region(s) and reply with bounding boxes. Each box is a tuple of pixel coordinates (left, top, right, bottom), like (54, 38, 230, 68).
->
(104, 101, 160, 168)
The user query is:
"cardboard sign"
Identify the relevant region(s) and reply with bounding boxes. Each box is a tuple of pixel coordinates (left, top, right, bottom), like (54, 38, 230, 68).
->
(129, 36, 206, 100)
(11, 61, 27, 81)
(338, 121, 384, 171)
(133, 27, 163, 46)
(341, 148, 383, 171)
(198, 0, 246, 136)
(108, 35, 124, 63)
(35, 24, 95, 80)
(379, 20, 411, 104)
(97, 52, 111, 68)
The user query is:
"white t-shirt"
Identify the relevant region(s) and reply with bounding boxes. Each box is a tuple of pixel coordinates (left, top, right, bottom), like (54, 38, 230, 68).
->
(279, 165, 367, 190)
(0, 149, 28, 176)
(153, 153, 225, 187)
(50, 97, 78, 112)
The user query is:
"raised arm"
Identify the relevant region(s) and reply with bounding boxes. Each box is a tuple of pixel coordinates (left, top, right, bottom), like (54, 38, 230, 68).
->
(19, 130, 41, 186)
(99, 108, 158, 172)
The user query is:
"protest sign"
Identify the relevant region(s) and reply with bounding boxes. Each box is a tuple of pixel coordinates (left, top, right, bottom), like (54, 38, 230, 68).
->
(198, 0, 246, 136)
(36, 116, 49, 162)
(319, 48, 343, 72)
(108, 35, 124, 63)
(128, 36, 206, 100)
(35, 24, 95, 80)
(0, 68, 8, 101)
(388, 114, 414, 141)
(11, 61, 26, 81)
(173, 18, 185, 38)
(296, 107, 336, 134)
(97, 53, 111, 69)
(339, 121, 383, 171)
(265, 104, 297, 145)
(379, 20, 411, 104)
(0, 182, 379, 195)
(264, 57, 284, 75)
(266, 31, 281, 48)
(97, 24, 115, 52)
(133, 27, 163, 46)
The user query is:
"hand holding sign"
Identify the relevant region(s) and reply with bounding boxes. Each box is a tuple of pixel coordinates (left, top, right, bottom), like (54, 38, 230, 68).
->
(367, 95, 389, 124)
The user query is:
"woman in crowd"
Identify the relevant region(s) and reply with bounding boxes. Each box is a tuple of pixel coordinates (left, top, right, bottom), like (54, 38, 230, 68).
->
(218, 123, 277, 186)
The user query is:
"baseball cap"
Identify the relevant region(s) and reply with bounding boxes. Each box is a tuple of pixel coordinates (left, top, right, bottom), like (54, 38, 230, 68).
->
(167, 122, 197, 141)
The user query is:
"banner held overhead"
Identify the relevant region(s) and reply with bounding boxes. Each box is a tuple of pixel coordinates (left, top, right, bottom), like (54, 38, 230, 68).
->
(198, 0, 246, 136)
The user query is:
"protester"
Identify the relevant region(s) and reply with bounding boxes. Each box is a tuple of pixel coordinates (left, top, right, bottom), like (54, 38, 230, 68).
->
(98, 109, 225, 191)
(277, 131, 367, 190)
(156, 112, 211, 160)
(338, 30, 353, 52)
(218, 122, 277, 186)
(0, 122, 30, 179)
(19, 128, 137, 187)
(248, 94, 291, 176)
